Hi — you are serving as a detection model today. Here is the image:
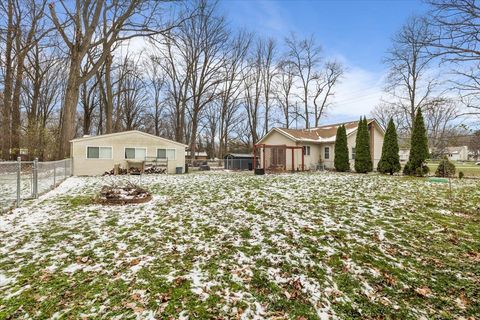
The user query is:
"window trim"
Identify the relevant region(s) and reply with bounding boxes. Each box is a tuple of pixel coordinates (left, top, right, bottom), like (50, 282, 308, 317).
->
(351, 147, 356, 160)
(324, 146, 330, 160)
(85, 146, 113, 160)
(156, 148, 176, 160)
(124, 147, 148, 160)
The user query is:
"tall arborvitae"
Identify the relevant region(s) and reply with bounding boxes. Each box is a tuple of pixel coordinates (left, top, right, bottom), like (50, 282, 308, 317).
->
(403, 108, 429, 176)
(378, 119, 401, 175)
(334, 125, 350, 172)
(354, 117, 373, 173)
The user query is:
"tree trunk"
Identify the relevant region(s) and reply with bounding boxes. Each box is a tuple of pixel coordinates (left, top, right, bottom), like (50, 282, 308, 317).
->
(11, 53, 29, 156)
(58, 58, 81, 159)
(104, 52, 114, 133)
(1, 0, 14, 159)
(304, 90, 309, 129)
(190, 111, 199, 160)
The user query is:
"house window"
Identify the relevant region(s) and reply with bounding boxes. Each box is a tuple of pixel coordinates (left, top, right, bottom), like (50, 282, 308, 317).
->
(125, 147, 146, 160)
(157, 148, 176, 160)
(303, 146, 311, 156)
(324, 147, 330, 159)
(352, 147, 356, 160)
(87, 146, 112, 159)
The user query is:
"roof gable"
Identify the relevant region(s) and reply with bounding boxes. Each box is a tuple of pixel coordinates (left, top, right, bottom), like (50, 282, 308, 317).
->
(70, 130, 188, 147)
(257, 119, 384, 144)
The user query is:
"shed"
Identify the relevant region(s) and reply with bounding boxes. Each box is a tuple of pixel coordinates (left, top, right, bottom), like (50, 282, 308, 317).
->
(70, 130, 187, 175)
(224, 153, 257, 170)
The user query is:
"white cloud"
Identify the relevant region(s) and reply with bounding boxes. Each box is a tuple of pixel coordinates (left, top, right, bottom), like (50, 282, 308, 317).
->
(328, 64, 385, 119)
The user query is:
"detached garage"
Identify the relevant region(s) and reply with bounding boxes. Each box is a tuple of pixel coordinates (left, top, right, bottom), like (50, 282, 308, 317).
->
(70, 130, 187, 175)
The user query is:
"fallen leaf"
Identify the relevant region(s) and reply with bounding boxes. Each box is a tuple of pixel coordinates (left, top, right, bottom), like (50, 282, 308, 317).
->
(76, 256, 90, 264)
(465, 251, 480, 262)
(129, 258, 140, 266)
(455, 292, 468, 309)
(382, 272, 397, 287)
(415, 287, 431, 297)
(174, 276, 186, 286)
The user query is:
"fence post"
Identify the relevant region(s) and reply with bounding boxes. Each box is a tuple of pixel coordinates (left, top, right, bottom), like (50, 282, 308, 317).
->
(16, 156, 21, 208)
(33, 158, 38, 198)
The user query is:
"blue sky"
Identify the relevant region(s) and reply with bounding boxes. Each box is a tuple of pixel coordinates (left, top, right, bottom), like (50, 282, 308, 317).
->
(218, 0, 430, 123)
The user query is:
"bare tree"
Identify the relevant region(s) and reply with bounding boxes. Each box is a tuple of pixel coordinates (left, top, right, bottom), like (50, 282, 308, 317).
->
(312, 61, 344, 127)
(1, 0, 48, 159)
(285, 34, 322, 128)
(48, 0, 175, 158)
(243, 43, 264, 145)
(370, 102, 408, 135)
(423, 97, 460, 153)
(1, 0, 15, 159)
(144, 55, 166, 136)
(155, 34, 191, 143)
(427, 0, 480, 116)
(22, 41, 65, 159)
(177, 0, 228, 157)
(217, 31, 251, 157)
(275, 59, 295, 128)
(259, 38, 277, 135)
(384, 16, 438, 131)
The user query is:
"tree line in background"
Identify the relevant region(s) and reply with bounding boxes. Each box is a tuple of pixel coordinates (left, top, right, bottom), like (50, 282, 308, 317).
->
(0, 0, 345, 161)
(372, 0, 480, 156)
(0, 0, 479, 161)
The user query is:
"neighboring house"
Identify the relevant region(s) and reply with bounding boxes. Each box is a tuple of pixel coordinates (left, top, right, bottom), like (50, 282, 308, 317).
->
(70, 130, 187, 175)
(399, 148, 410, 163)
(186, 151, 209, 160)
(445, 146, 469, 161)
(256, 119, 385, 171)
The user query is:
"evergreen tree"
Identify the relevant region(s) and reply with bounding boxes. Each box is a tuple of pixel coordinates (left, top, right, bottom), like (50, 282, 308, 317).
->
(378, 119, 401, 175)
(334, 125, 350, 172)
(403, 108, 429, 176)
(354, 117, 373, 173)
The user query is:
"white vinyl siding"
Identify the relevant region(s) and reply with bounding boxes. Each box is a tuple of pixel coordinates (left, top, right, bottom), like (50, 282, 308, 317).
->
(87, 146, 112, 159)
(125, 147, 146, 160)
(157, 148, 176, 160)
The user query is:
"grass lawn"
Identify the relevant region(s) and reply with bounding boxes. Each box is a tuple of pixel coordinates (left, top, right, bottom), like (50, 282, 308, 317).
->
(0, 172, 479, 319)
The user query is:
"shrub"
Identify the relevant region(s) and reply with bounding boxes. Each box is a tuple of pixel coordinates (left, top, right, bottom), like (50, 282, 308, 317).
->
(459, 171, 464, 179)
(334, 125, 350, 172)
(435, 158, 456, 177)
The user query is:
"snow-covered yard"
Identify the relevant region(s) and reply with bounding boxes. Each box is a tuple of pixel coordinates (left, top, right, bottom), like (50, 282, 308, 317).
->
(0, 172, 479, 319)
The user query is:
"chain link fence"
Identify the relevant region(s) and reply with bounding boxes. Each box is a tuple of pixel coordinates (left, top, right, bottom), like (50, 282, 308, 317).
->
(0, 158, 72, 212)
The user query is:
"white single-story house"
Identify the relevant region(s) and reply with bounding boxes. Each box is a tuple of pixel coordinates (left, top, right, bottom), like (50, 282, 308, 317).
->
(445, 146, 469, 161)
(256, 119, 385, 171)
(70, 130, 187, 175)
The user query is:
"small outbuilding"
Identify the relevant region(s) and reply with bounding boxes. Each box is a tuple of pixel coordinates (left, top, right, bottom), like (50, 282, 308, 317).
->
(70, 130, 187, 175)
(224, 153, 257, 170)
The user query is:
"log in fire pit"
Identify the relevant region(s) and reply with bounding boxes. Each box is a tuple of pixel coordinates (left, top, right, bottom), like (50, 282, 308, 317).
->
(97, 183, 152, 205)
